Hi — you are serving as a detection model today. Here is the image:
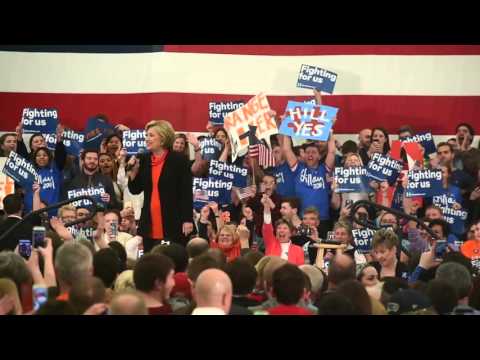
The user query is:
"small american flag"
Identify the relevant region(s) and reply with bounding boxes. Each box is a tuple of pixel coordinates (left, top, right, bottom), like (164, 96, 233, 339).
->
(235, 186, 256, 200)
(258, 143, 276, 168)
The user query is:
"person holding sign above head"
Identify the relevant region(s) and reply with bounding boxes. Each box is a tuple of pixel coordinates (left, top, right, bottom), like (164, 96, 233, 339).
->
(280, 129, 336, 223)
(127, 120, 193, 252)
(262, 194, 304, 266)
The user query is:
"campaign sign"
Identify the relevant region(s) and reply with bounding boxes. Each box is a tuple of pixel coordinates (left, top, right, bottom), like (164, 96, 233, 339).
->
(43, 129, 85, 156)
(402, 132, 436, 157)
(84, 117, 115, 150)
(192, 177, 232, 207)
(366, 153, 403, 183)
(66, 186, 107, 209)
(208, 101, 245, 125)
(209, 160, 248, 188)
(200, 137, 222, 161)
(123, 130, 146, 155)
(279, 101, 338, 141)
(2, 152, 38, 188)
(21, 108, 58, 134)
(334, 167, 370, 193)
(405, 169, 443, 197)
(352, 228, 376, 254)
(432, 194, 468, 235)
(296, 64, 337, 94)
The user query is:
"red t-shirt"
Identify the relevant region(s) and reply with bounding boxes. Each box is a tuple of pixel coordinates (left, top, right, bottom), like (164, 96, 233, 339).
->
(268, 304, 313, 316)
(148, 303, 173, 315)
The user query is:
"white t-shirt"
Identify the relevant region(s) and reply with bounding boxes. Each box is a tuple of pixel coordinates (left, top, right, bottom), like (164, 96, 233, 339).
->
(280, 242, 291, 260)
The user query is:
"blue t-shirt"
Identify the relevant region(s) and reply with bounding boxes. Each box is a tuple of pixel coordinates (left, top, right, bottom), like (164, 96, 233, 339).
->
(273, 162, 296, 197)
(291, 162, 331, 220)
(24, 165, 63, 218)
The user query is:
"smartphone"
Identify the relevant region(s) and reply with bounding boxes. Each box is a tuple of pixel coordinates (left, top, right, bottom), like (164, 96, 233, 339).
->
(33, 285, 48, 312)
(19, 239, 32, 260)
(345, 199, 353, 208)
(435, 240, 447, 260)
(32, 226, 46, 248)
(110, 220, 118, 237)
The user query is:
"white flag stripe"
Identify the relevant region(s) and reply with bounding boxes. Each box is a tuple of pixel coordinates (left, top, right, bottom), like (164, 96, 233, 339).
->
(1, 51, 480, 96)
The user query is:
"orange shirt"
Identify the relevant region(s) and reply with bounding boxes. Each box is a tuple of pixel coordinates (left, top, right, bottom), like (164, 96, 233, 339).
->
(150, 151, 169, 240)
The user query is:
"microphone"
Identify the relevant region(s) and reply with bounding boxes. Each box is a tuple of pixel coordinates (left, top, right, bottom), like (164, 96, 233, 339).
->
(125, 148, 145, 172)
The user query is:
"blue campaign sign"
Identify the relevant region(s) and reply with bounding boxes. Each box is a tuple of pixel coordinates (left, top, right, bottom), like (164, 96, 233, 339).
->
(192, 176, 232, 207)
(402, 132, 436, 157)
(296, 64, 337, 94)
(208, 101, 245, 125)
(278, 101, 338, 141)
(208, 160, 248, 188)
(352, 228, 376, 254)
(432, 194, 467, 235)
(84, 117, 115, 150)
(66, 186, 107, 209)
(21, 108, 58, 134)
(2, 151, 38, 188)
(123, 130, 146, 155)
(366, 153, 403, 183)
(43, 129, 85, 156)
(405, 169, 443, 197)
(334, 167, 370, 193)
(200, 137, 223, 161)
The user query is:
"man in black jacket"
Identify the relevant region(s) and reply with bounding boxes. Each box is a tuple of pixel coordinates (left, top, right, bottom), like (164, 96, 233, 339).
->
(62, 149, 119, 210)
(0, 194, 39, 251)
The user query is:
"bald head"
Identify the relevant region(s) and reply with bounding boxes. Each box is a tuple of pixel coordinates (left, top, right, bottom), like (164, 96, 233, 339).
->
(328, 253, 356, 288)
(194, 269, 232, 314)
(186, 237, 209, 259)
(263, 257, 288, 293)
(299, 265, 325, 296)
(110, 290, 148, 315)
(358, 129, 372, 149)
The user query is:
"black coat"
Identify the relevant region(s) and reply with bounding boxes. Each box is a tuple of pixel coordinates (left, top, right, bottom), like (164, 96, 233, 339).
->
(0, 216, 40, 252)
(128, 151, 193, 242)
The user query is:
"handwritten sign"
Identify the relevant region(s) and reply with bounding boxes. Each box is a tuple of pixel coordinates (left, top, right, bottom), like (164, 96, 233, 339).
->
(279, 101, 338, 141)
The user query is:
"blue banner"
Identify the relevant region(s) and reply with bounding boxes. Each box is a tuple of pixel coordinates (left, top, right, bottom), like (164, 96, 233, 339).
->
(296, 64, 337, 94)
(122, 130, 146, 155)
(352, 228, 376, 254)
(405, 169, 443, 197)
(192, 177, 232, 208)
(279, 101, 338, 141)
(84, 117, 115, 150)
(43, 129, 85, 156)
(334, 167, 370, 193)
(209, 160, 248, 188)
(21, 108, 58, 134)
(208, 101, 245, 125)
(432, 194, 467, 235)
(366, 153, 403, 183)
(66, 186, 108, 209)
(200, 137, 223, 161)
(2, 151, 38, 188)
(402, 132, 437, 157)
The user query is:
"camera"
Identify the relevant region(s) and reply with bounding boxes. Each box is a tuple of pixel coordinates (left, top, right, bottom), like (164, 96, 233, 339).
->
(297, 224, 312, 237)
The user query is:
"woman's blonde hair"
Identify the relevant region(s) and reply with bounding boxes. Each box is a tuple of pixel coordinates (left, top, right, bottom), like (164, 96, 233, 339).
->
(216, 224, 239, 244)
(58, 204, 77, 219)
(114, 270, 135, 292)
(344, 153, 363, 167)
(145, 120, 175, 149)
(0, 278, 23, 315)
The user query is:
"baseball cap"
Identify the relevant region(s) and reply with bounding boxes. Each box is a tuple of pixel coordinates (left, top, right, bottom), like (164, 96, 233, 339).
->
(387, 289, 431, 315)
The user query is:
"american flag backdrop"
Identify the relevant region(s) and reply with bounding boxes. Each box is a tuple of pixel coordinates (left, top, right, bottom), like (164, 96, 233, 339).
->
(0, 45, 479, 136)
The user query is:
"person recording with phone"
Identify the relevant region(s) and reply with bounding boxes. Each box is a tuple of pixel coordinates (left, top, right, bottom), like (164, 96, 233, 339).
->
(359, 127, 391, 166)
(127, 120, 193, 252)
(454, 123, 480, 180)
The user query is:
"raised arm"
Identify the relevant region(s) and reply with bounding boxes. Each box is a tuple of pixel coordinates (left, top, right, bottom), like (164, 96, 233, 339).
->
(280, 134, 298, 169)
(54, 124, 67, 170)
(324, 130, 336, 171)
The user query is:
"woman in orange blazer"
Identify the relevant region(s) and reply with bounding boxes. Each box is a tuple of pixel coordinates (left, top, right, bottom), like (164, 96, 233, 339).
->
(261, 194, 304, 266)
